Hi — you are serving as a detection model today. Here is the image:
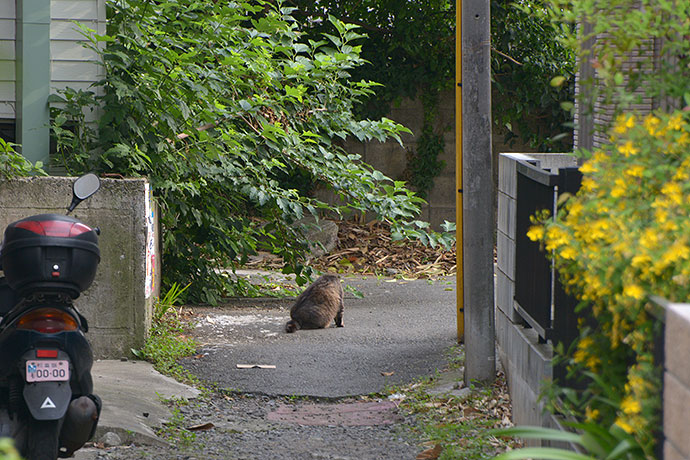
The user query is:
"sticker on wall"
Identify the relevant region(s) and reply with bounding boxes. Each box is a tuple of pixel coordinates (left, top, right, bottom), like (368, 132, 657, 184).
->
(144, 182, 156, 299)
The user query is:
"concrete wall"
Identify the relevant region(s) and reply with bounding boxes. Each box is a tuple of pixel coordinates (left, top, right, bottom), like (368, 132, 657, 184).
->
(496, 152, 553, 433)
(664, 303, 690, 460)
(495, 152, 579, 444)
(0, 176, 159, 359)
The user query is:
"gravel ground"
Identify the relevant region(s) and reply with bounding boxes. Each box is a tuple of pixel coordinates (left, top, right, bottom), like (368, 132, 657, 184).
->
(88, 392, 420, 460)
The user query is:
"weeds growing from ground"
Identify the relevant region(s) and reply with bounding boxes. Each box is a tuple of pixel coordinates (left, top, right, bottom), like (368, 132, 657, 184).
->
(382, 346, 517, 460)
(157, 403, 197, 448)
(132, 283, 199, 383)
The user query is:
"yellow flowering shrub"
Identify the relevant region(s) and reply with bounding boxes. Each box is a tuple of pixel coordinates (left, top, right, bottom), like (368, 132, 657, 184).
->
(529, 111, 690, 455)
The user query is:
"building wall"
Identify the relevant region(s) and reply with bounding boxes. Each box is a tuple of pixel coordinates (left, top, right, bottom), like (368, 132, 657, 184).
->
(50, 0, 106, 103)
(0, 1, 15, 119)
(574, 33, 662, 151)
(0, 0, 105, 124)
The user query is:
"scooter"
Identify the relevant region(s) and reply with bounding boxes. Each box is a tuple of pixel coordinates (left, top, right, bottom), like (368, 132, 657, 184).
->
(0, 174, 102, 460)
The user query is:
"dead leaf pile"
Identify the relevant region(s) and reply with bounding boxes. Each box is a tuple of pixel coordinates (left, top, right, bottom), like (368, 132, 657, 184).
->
(245, 219, 456, 277)
(314, 220, 456, 277)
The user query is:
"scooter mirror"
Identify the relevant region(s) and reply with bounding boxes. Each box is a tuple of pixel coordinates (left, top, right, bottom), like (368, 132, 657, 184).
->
(67, 174, 100, 214)
(74, 174, 100, 200)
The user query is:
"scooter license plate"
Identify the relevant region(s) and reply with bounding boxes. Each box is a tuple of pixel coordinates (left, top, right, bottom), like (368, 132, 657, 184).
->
(25, 360, 70, 382)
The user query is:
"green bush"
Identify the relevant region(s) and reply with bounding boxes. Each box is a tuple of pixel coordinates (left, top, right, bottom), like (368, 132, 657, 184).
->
(51, 0, 452, 303)
(0, 138, 45, 179)
(509, 0, 690, 456)
(0, 438, 21, 460)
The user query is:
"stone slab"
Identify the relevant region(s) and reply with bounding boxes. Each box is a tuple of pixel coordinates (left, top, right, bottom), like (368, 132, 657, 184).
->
(91, 360, 200, 445)
(267, 401, 403, 426)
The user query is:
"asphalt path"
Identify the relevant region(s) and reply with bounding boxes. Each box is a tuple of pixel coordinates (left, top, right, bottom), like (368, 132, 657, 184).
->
(181, 275, 459, 398)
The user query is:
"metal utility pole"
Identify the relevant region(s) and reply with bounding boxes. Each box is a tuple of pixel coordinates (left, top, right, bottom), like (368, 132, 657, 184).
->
(461, 0, 495, 384)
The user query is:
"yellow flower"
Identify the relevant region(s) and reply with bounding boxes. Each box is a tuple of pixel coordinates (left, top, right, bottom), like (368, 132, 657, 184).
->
(621, 397, 642, 415)
(616, 418, 634, 434)
(679, 132, 690, 145)
(654, 241, 690, 273)
(655, 208, 668, 224)
(527, 225, 545, 242)
(611, 177, 627, 198)
(613, 114, 636, 134)
(545, 226, 570, 251)
(623, 284, 645, 300)
(668, 113, 683, 131)
(640, 229, 659, 249)
(578, 336, 594, 349)
(644, 114, 661, 136)
(594, 202, 609, 214)
(662, 182, 683, 205)
(560, 246, 577, 260)
(586, 354, 601, 371)
(631, 253, 651, 268)
(581, 177, 597, 192)
(624, 164, 644, 178)
(674, 167, 689, 181)
(579, 161, 598, 174)
(567, 201, 583, 218)
(618, 140, 639, 157)
(585, 406, 600, 421)
(573, 348, 587, 364)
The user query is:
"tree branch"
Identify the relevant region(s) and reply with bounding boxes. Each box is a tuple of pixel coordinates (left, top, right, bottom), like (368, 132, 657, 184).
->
(492, 48, 523, 66)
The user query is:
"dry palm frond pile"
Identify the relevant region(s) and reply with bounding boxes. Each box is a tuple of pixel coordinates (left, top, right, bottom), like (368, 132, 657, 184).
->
(244, 219, 456, 278)
(313, 220, 456, 278)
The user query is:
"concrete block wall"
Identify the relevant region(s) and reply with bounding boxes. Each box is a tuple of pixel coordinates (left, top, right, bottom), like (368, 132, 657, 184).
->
(664, 303, 690, 459)
(496, 152, 555, 434)
(496, 152, 581, 443)
(0, 176, 159, 358)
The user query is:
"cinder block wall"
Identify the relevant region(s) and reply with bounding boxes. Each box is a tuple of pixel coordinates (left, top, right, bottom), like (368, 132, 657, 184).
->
(664, 304, 690, 459)
(496, 153, 554, 432)
(0, 176, 159, 358)
(496, 152, 578, 442)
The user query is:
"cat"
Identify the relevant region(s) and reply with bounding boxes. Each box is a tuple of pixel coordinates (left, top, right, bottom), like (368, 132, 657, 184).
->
(285, 274, 344, 333)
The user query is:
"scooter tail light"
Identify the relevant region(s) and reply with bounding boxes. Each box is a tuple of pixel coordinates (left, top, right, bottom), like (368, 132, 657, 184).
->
(16, 308, 78, 334)
(15, 220, 92, 237)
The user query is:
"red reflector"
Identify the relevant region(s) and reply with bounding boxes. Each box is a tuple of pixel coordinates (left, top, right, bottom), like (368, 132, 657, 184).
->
(36, 349, 59, 358)
(16, 308, 78, 334)
(15, 220, 91, 237)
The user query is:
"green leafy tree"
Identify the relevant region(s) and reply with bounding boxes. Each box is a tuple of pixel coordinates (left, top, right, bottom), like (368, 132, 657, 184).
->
(51, 0, 452, 303)
(289, 0, 574, 197)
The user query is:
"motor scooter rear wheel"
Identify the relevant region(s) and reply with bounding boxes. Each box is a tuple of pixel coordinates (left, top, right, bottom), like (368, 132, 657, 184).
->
(26, 420, 59, 460)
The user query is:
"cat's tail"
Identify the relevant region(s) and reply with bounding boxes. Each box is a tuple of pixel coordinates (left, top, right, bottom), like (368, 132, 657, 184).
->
(285, 320, 301, 333)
